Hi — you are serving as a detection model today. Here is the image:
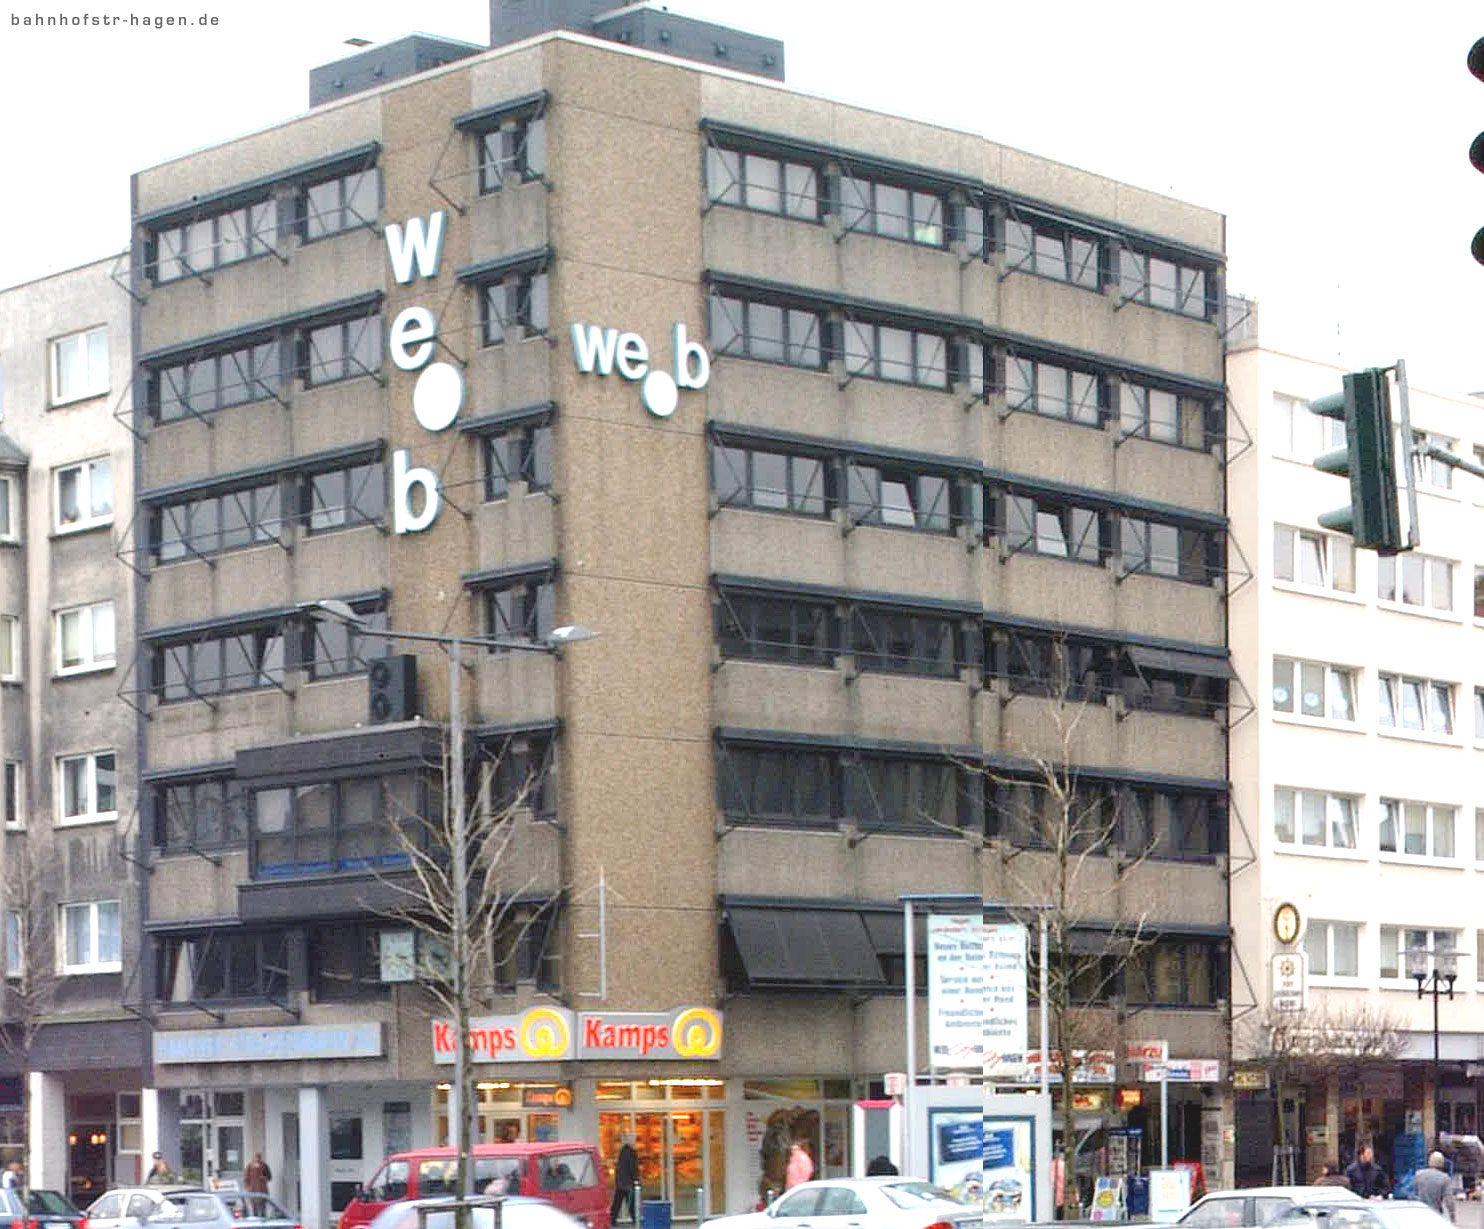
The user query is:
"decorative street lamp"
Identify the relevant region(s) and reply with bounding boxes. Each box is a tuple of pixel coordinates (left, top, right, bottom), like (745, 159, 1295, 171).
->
(1409, 937, 1459, 1138)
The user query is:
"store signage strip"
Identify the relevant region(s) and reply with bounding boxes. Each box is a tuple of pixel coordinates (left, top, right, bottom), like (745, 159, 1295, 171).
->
(154, 1023, 384, 1065)
(432, 1005, 722, 1064)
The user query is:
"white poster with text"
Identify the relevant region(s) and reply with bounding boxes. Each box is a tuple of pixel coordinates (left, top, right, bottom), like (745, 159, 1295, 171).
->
(927, 914, 985, 1069)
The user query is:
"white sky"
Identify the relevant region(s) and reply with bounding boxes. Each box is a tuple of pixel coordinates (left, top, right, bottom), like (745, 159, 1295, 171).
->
(3, 0, 1481, 395)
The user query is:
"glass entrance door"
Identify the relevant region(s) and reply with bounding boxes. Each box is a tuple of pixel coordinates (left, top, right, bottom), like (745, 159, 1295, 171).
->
(179, 1091, 246, 1185)
(599, 1111, 725, 1220)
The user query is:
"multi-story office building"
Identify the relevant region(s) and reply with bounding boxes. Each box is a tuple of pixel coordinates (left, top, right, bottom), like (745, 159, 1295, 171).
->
(1227, 303, 1484, 1183)
(126, 9, 1232, 1219)
(0, 256, 143, 1200)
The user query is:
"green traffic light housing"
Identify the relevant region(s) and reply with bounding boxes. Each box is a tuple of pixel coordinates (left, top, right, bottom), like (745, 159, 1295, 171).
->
(1470, 38, 1484, 264)
(1312, 368, 1403, 554)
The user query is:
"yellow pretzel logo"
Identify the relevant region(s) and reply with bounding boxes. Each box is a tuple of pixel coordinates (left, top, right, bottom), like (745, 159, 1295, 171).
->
(521, 1008, 571, 1059)
(672, 1008, 722, 1058)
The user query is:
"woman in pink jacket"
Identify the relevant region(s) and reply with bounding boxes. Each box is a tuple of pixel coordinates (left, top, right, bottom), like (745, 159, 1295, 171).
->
(785, 1141, 814, 1190)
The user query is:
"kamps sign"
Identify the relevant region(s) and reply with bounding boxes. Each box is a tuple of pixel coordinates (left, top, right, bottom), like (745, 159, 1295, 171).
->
(383, 210, 710, 534)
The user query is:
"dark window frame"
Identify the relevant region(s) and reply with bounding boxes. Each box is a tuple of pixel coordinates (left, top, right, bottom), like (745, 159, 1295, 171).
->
(300, 459, 386, 535)
(708, 294, 826, 371)
(251, 771, 428, 879)
(705, 146, 823, 221)
(301, 169, 380, 241)
(152, 773, 252, 854)
(847, 460, 960, 535)
(148, 199, 278, 285)
(482, 422, 553, 500)
(1004, 216, 1102, 290)
(154, 928, 288, 1004)
(717, 592, 837, 667)
(150, 339, 282, 423)
(480, 271, 550, 346)
(301, 598, 389, 681)
(478, 113, 546, 194)
(836, 173, 947, 248)
(481, 576, 555, 650)
(302, 312, 382, 387)
(310, 921, 390, 1003)
(151, 621, 288, 704)
(711, 442, 833, 518)
(149, 479, 284, 564)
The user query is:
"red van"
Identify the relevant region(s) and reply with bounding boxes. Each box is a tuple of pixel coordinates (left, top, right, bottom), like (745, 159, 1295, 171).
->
(341, 1144, 611, 1229)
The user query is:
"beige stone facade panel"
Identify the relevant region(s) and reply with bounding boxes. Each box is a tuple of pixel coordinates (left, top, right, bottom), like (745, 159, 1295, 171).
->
(850, 832, 982, 900)
(994, 415, 1115, 491)
(984, 691, 1121, 768)
(710, 513, 846, 590)
(474, 652, 558, 725)
(147, 851, 249, 922)
(839, 380, 969, 460)
(712, 661, 848, 736)
(147, 689, 292, 771)
(467, 178, 553, 261)
(1115, 710, 1225, 780)
(828, 109, 981, 181)
(466, 43, 547, 114)
(294, 676, 376, 734)
(294, 526, 390, 610)
(145, 548, 290, 629)
(719, 997, 866, 1075)
(1117, 574, 1223, 643)
(704, 362, 841, 441)
(1119, 860, 1228, 929)
(836, 238, 969, 321)
(986, 551, 1117, 626)
(841, 525, 979, 606)
(465, 334, 556, 417)
(846, 673, 974, 746)
(699, 76, 841, 149)
(701, 208, 840, 294)
(1113, 184, 1224, 256)
(548, 39, 699, 137)
(475, 489, 558, 573)
(1114, 438, 1223, 511)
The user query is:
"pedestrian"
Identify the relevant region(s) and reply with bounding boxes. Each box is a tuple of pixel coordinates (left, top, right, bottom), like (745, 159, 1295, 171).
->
(146, 1153, 177, 1186)
(244, 1153, 272, 1195)
(1315, 1162, 1350, 1187)
(785, 1141, 813, 1190)
(1346, 1145, 1388, 1199)
(609, 1134, 638, 1228)
(865, 1156, 898, 1176)
(1, 1161, 20, 1191)
(1414, 1152, 1455, 1222)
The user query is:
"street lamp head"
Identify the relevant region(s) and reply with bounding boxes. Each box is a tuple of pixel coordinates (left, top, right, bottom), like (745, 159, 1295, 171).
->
(547, 625, 597, 645)
(299, 598, 362, 626)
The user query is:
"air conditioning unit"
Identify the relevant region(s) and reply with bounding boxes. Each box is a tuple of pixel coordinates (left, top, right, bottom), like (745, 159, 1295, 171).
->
(369, 654, 417, 724)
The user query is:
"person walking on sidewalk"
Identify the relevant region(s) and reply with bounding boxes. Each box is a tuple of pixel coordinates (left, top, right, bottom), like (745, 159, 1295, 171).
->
(610, 1135, 639, 1228)
(1414, 1152, 1456, 1223)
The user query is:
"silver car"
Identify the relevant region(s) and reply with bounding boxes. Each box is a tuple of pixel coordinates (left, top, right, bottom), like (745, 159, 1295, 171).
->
(144, 1191, 298, 1229)
(88, 1188, 207, 1229)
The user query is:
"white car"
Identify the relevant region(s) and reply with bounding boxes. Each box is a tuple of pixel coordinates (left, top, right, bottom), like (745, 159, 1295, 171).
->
(1177, 1186, 1362, 1229)
(704, 1179, 980, 1229)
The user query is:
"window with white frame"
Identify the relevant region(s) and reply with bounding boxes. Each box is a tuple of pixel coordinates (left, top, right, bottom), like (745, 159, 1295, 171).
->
(1379, 926, 1458, 981)
(1380, 799, 1456, 860)
(0, 474, 18, 542)
(56, 602, 114, 674)
(1271, 392, 1345, 459)
(1303, 920, 1360, 978)
(1476, 809, 1484, 860)
(5, 911, 19, 979)
(54, 457, 112, 532)
(59, 900, 120, 973)
(1412, 431, 1455, 489)
(1273, 787, 1358, 850)
(1378, 672, 1454, 734)
(3, 763, 20, 830)
(1272, 657, 1357, 723)
(1273, 526, 1354, 593)
(0, 615, 18, 682)
(50, 327, 109, 406)
(303, 171, 378, 240)
(57, 752, 116, 825)
(1378, 552, 1453, 611)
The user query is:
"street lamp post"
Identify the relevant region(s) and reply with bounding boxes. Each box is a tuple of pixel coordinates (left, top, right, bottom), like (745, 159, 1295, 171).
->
(301, 600, 595, 1209)
(1409, 938, 1458, 1139)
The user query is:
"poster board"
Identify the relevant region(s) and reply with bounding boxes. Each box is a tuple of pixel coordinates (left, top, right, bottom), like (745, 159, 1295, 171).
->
(1149, 1167, 1193, 1223)
(980, 1090, 1052, 1227)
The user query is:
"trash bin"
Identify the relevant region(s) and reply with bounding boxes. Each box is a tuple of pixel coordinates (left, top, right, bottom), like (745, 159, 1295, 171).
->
(641, 1201, 672, 1229)
(1126, 1175, 1149, 1217)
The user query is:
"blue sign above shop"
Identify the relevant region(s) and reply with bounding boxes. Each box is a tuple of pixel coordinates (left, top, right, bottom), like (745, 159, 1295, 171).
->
(154, 1023, 384, 1065)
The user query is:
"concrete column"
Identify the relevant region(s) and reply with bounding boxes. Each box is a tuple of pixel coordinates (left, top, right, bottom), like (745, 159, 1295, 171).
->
(28, 1071, 65, 1190)
(142, 1089, 161, 1167)
(299, 1086, 328, 1229)
(264, 1092, 285, 1207)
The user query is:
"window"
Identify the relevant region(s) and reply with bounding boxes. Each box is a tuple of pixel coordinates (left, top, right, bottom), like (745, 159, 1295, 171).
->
(1378, 672, 1454, 734)
(479, 114, 546, 193)
(1380, 926, 1458, 980)
(1118, 248, 1210, 319)
(150, 480, 284, 563)
(1006, 355, 1100, 425)
(152, 623, 286, 702)
(482, 272, 549, 345)
(152, 775, 250, 854)
(56, 602, 115, 674)
(1000, 492, 1104, 563)
(1120, 383, 1207, 447)
(850, 608, 960, 678)
(152, 340, 281, 423)
(1121, 516, 1220, 583)
(1272, 787, 1358, 850)
(1272, 658, 1357, 723)
(718, 746, 836, 829)
(311, 923, 388, 1002)
(987, 630, 1112, 702)
(303, 461, 385, 534)
(847, 462, 958, 533)
(709, 295, 824, 370)
(151, 202, 277, 283)
(0, 474, 18, 542)
(1380, 799, 1456, 860)
(4, 763, 21, 830)
(5, 911, 20, 979)
(711, 443, 831, 517)
(253, 773, 423, 878)
(1412, 431, 1455, 489)
(705, 147, 820, 219)
(55, 457, 112, 531)
(1378, 553, 1453, 611)
(482, 421, 552, 500)
(1475, 566, 1484, 619)
(1116, 787, 1227, 861)
(51, 326, 109, 405)
(1273, 526, 1354, 593)
(60, 901, 120, 973)
(483, 576, 554, 649)
(0, 615, 18, 681)
(1303, 921, 1360, 978)
(58, 752, 117, 824)
(717, 593, 835, 667)
(838, 175, 945, 246)
(493, 905, 560, 992)
(477, 730, 558, 822)
(155, 930, 287, 1002)
(843, 319, 948, 387)
(301, 601, 388, 681)
(1004, 218, 1099, 288)
(303, 171, 378, 239)
(1271, 393, 1345, 458)
(304, 314, 381, 386)
(1476, 689, 1484, 740)
(1125, 939, 1223, 1005)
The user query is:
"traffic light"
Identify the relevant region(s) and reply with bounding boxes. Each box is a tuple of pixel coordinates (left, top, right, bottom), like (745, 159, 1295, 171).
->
(1311, 368, 1403, 554)
(1470, 38, 1484, 264)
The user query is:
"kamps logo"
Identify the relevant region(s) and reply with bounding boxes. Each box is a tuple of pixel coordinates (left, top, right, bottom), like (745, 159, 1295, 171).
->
(569, 321, 709, 417)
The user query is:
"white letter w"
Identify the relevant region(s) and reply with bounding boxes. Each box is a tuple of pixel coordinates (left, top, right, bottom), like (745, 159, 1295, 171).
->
(385, 211, 447, 285)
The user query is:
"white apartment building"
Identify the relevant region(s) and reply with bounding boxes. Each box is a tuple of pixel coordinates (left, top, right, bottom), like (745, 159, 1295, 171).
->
(1227, 300, 1484, 1187)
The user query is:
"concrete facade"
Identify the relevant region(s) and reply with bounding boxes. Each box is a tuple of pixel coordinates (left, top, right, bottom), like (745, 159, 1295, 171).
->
(126, 29, 1231, 1217)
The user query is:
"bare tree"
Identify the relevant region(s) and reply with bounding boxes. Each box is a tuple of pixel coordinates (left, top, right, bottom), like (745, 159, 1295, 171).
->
(0, 837, 65, 1172)
(986, 638, 1159, 1217)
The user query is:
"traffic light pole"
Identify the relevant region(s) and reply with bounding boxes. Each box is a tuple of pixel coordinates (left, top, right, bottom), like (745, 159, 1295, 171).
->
(1393, 359, 1421, 551)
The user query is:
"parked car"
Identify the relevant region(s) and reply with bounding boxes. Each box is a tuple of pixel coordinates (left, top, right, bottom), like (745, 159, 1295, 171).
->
(702, 1178, 980, 1229)
(144, 1191, 299, 1229)
(28, 1190, 87, 1229)
(1177, 1186, 1363, 1229)
(86, 1186, 205, 1229)
(367, 1197, 585, 1229)
(342, 1144, 609, 1229)
(1269, 1201, 1453, 1229)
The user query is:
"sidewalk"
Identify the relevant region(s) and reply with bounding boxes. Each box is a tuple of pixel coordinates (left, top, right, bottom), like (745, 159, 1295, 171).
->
(1457, 1201, 1482, 1229)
